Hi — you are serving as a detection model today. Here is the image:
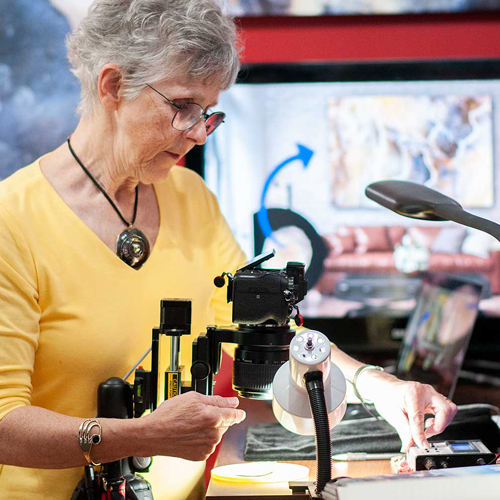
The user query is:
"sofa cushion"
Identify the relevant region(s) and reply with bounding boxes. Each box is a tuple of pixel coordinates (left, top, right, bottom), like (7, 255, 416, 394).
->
(387, 226, 406, 248)
(325, 229, 356, 255)
(431, 227, 467, 254)
(429, 253, 492, 271)
(354, 226, 392, 253)
(407, 226, 442, 250)
(462, 229, 495, 259)
(325, 252, 397, 271)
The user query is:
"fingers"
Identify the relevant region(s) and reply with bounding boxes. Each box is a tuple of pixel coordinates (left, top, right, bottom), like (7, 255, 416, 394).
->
(198, 394, 246, 427)
(424, 416, 436, 437)
(404, 384, 430, 450)
(149, 392, 246, 462)
(424, 395, 458, 438)
(404, 384, 458, 449)
(204, 395, 241, 409)
(385, 407, 415, 453)
(368, 379, 458, 453)
(215, 407, 246, 428)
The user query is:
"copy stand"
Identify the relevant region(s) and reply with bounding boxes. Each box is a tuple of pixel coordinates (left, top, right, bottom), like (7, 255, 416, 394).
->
(72, 251, 308, 499)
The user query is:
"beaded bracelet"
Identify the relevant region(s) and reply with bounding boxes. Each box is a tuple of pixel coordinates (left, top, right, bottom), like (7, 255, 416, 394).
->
(78, 418, 102, 466)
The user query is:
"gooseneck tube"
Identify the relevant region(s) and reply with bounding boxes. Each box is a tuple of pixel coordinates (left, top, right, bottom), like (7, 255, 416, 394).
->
(304, 371, 331, 494)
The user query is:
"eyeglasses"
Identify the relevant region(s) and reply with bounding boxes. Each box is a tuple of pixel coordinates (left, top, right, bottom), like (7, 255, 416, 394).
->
(146, 84, 225, 136)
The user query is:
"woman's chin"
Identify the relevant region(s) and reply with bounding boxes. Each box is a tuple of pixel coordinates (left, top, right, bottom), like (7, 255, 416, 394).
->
(140, 157, 177, 184)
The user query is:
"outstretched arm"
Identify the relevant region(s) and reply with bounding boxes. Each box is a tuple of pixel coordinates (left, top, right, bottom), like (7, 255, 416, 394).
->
(0, 392, 246, 468)
(331, 343, 458, 452)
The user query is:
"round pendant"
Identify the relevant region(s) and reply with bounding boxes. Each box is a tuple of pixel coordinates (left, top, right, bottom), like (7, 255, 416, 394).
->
(116, 227, 150, 270)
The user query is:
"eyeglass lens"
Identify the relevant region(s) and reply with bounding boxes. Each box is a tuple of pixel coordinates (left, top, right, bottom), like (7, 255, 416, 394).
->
(173, 103, 224, 136)
(205, 113, 225, 135)
(173, 103, 204, 131)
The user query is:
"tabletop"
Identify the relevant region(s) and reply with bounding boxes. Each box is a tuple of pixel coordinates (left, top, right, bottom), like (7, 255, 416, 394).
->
(206, 398, 394, 499)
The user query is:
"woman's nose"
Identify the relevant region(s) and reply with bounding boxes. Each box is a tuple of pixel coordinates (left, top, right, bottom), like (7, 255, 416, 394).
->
(184, 118, 208, 145)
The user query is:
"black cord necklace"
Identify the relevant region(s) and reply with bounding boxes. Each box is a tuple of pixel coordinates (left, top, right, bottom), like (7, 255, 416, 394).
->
(67, 137, 150, 270)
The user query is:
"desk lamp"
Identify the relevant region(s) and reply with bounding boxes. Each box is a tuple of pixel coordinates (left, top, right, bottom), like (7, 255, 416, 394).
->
(365, 180, 500, 241)
(272, 330, 347, 493)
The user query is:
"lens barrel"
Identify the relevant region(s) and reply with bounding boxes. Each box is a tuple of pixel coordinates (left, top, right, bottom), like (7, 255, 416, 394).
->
(232, 345, 289, 399)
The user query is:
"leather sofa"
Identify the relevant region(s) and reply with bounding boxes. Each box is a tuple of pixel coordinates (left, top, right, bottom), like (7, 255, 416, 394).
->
(315, 225, 500, 295)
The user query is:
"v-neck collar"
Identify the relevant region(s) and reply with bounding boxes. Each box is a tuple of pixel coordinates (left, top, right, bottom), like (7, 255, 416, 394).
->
(33, 158, 163, 272)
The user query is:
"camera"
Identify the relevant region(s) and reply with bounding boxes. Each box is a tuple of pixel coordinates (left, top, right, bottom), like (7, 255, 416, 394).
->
(222, 251, 307, 326)
(196, 250, 307, 399)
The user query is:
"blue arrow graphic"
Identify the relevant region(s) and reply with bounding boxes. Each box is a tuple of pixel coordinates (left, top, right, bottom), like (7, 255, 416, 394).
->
(257, 144, 314, 246)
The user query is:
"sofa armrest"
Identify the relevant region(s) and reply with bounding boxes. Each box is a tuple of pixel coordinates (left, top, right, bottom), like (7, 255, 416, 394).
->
(488, 250, 500, 295)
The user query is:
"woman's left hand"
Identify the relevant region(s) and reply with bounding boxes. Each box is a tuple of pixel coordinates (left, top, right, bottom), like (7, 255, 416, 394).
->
(358, 371, 458, 452)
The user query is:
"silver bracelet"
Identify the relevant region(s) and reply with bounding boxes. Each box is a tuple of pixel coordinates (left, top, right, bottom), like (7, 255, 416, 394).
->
(78, 418, 102, 466)
(351, 365, 384, 418)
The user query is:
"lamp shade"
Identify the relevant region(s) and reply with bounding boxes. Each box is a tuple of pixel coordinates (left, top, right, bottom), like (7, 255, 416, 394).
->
(272, 330, 346, 435)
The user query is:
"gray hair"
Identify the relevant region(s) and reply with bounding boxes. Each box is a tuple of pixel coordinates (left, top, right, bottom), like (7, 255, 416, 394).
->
(66, 0, 241, 116)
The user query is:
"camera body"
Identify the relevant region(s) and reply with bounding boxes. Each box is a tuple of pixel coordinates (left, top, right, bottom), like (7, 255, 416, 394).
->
(227, 260, 307, 326)
(190, 251, 309, 400)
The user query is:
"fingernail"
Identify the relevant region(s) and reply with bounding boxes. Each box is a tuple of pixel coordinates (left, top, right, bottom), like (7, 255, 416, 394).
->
(227, 397, 239, 405)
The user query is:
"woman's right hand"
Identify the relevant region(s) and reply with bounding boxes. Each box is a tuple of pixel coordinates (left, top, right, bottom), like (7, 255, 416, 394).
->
(140, 391, 246, 461)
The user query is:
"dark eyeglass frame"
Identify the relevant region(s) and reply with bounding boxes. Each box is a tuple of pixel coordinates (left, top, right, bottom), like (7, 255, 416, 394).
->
(146, 83, 225, 136)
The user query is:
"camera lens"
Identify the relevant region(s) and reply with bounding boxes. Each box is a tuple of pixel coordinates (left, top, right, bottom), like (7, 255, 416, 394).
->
(232, 345, 289, 399)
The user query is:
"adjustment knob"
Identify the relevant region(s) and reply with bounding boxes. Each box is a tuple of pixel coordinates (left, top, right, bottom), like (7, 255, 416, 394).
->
(132, 456, 152, 472)
(191, 361, 210, 380)
(477, 458, 486, 465)
(214, 276, 225, 287)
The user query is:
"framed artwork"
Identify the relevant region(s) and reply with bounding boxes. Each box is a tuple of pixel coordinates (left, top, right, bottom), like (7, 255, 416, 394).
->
(327, 94, 493, 208)
(197, 59, 500, 319)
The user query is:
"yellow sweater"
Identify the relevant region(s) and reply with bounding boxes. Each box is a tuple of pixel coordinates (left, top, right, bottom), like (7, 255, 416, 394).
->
(0, 160, 246, 499)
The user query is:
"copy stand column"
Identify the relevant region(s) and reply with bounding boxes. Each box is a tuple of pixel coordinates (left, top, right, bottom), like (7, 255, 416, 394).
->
(150, 299, 191, 410)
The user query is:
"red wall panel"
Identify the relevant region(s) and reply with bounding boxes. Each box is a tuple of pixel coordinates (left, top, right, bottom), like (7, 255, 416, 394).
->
(237, 13, 500, 63)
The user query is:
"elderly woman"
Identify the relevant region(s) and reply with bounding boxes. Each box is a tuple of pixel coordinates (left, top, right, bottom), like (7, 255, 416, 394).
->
(0, 1, 456, 499)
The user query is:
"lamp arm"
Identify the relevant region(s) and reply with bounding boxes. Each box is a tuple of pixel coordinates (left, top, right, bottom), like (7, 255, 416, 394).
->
(304, 371, 331, 494)
(433, 204, 500, 243)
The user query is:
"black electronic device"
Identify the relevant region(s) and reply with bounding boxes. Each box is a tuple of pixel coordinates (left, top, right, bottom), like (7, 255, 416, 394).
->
(191, 250, 307, 400)
(406, 440, 496, 471)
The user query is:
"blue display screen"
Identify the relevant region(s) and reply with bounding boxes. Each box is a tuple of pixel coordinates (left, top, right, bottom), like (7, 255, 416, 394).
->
(451, 442, 474, 451)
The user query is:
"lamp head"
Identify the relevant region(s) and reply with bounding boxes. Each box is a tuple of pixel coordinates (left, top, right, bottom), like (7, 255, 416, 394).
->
(365, 180, 462, 221)
(272, 331, 346, 435)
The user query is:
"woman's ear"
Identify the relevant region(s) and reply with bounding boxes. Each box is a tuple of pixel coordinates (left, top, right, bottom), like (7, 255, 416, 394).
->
(97, 64, 124, 111)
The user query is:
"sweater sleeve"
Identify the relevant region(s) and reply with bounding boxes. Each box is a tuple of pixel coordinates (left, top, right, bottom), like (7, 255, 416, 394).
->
(0, 208, 41, 420)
